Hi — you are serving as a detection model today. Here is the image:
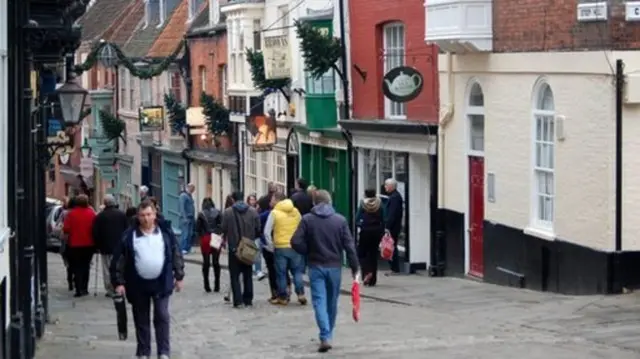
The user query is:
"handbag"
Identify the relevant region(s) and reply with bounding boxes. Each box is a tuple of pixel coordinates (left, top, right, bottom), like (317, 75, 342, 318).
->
(209, 233, 223, 250)
(379, 230, 395, 261)
(232, 210, 259, 265)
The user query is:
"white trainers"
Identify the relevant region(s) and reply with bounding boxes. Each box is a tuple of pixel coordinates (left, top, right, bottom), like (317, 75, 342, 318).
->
(256, 271, 267, 281)
(159, 355, 170, 359)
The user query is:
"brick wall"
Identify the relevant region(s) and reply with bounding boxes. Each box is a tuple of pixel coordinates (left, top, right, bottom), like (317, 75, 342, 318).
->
(349, 0, 438, 122)
(189, 33, 228, 106)
(493, 0, 640, 52)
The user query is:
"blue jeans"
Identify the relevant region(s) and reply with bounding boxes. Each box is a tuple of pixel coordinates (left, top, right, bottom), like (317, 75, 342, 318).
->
(253, 240, 263, 273)
(179, 220, 194, 253)
(275, 248, 304, 298)
(309, 266, 341, 342)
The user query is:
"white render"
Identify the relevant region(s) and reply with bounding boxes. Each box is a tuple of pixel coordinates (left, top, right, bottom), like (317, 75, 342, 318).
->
(425, 0, 493, 52)
(0, 0, 10, 333)
(437, 51, 640, 256)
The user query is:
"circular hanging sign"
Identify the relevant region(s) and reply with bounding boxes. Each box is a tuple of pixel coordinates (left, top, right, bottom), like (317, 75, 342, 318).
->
(382, 66, 424, 103)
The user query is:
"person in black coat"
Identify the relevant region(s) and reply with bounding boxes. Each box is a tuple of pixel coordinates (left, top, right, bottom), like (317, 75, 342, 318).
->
(92, 195, 129, 297)
(196, 198, 222, 292)
(258, 182, 277, 213)
(290, 178, 313, 216)
(383, 178, 404, 273)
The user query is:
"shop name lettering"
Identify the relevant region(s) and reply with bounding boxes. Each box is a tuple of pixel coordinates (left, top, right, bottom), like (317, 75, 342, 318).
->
(265, 37, 289, 48)
(580, 6, 605, 19)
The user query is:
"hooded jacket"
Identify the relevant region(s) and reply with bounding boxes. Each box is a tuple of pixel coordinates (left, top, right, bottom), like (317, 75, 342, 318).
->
(291, 203, 359, 275)
(220, 201, 261, 252)
(356, 196, 387, 230)
(264, 199, 301, 249)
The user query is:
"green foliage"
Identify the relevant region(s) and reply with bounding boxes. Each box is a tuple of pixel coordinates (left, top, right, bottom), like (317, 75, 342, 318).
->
(73, 40, 187, 79)
(200, 92, 230, 140)
(245, 48, 291, 100)
(164, 92, 186, 136)
(295, 20, 342, 79)
(99, 109, 126, 143)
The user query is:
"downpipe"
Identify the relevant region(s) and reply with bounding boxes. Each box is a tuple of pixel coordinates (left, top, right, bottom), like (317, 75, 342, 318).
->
(615, 59, 623, 253)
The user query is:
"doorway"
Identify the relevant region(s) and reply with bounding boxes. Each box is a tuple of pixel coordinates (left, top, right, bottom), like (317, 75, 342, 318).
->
(468, 156, 485, 278)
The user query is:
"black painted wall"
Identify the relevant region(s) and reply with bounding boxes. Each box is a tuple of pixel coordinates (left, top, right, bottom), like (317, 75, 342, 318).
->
(441, 209, 640, 295)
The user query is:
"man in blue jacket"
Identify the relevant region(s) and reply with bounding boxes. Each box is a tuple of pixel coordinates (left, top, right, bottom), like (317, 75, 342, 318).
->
(291, 189, 359, 353)
(111, 200, 185, 359)
(178, 183, 196, 254)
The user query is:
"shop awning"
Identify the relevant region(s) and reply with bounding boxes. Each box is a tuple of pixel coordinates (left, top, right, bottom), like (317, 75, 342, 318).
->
(339, 119, 438, 155)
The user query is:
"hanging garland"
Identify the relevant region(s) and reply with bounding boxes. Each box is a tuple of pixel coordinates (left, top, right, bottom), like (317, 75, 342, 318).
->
(164, 92, 186, 136)
(295, 20, 344, 81)
(200, 92, 230, 146)
(73, 39, 187, 79)
(99, 109, 126, 143)
(246, 48, 291, 102)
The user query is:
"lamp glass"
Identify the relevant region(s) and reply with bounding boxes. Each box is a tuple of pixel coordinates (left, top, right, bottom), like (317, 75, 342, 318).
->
(81, 145, 91, 158)
(59, 153, 70, 165)
(57, 81, 88, 125)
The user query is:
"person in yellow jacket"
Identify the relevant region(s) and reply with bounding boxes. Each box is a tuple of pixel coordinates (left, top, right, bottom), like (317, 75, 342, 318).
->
(264, 191, 307, 305)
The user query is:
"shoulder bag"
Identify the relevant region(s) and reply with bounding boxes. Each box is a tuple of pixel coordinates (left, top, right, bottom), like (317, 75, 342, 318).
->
(232, 210, 259, 265)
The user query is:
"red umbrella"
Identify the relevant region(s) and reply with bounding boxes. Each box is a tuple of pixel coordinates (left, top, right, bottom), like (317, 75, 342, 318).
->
(352, 280, 361, 322)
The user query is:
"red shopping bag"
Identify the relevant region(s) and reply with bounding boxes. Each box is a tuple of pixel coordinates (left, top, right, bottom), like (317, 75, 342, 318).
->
(351, 280, 360, 322)
(379, 231, 395, 261)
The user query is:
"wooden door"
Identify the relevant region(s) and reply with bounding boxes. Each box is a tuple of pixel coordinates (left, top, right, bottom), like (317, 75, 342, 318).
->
(468, 156, 485, 278)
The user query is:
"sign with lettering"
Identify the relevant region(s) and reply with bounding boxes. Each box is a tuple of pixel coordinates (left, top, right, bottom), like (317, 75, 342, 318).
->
(577, 2, 607, 22)
(263, 35, 291, 80)
(626, 1, 640, 21)
(139, 106, 165, 132)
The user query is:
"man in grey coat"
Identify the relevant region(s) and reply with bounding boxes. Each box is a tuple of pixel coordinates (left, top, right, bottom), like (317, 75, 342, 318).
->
(220, 191, 261, 308)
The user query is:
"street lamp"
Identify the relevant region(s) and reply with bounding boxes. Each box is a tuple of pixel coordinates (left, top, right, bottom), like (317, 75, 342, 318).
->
(81, 138, 91, 158)
(57, 76, 89, 126)
(59, 152, 70, 165)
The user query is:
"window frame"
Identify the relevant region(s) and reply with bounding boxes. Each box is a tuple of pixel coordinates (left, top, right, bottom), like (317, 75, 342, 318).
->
(466, 81, 485, 156)
(244, 144, 258, 195)
(199, 65, 207, 93)
(119, 67, 127, 110)
(530, 81, 556, 232)
(128, 71, 135, 109)
(305, 70, 335, 95)
(382, 22, 407, 119)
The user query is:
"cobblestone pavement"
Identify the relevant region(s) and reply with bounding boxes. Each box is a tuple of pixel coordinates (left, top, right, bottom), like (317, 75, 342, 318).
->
(37, 253, 640, 359)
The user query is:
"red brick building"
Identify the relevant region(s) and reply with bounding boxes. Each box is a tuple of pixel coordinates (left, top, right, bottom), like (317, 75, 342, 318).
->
(339, 0, 439, 273)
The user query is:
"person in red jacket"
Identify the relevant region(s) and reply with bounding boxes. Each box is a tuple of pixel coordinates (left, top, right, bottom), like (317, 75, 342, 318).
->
(63, 194, 97, 297)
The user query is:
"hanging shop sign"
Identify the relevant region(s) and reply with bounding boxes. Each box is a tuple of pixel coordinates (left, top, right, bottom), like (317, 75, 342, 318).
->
(382, 66, 424, 103)
(139, 106, 165, 132)
(263, 35, 292, 80)
(246, 113, 276, 152)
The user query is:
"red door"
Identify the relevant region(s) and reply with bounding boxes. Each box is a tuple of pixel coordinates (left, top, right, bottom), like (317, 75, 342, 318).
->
(468, 157, 485, 278)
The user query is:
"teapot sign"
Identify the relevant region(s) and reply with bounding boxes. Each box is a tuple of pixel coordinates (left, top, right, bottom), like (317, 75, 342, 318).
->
(382, 66, 424, 103)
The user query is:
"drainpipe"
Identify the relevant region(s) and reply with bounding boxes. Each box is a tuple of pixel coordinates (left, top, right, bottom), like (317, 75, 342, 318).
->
(615, 59, 624, 252)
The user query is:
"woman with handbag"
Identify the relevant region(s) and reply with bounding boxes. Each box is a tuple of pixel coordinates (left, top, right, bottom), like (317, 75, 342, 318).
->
(196, 197, 223, 293)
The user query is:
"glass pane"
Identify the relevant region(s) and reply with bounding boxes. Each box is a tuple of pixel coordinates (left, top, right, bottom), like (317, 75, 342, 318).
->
(538, 84, 554, 110)
(394, 152, 407, 184)
(322, 72, 334, 93)
(378, 151, 393, 192)
(469, 114, 484, 151)
(363, 149, 377, 192)
(469, 83, 484, 106)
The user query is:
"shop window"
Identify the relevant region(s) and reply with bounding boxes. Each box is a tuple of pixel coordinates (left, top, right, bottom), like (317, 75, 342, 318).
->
(305, 71, 335, 95)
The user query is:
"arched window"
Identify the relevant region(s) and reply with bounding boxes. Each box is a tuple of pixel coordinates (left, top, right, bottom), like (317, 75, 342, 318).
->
(467, 82, 484, 153)
(532, 82, 555, 228)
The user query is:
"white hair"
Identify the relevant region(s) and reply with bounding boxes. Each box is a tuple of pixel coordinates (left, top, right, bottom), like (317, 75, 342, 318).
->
(103, 194, 117, 206)
(139, 185, 149, 194)
(314, 189, 332, 205)
(384, 178, 397, 188)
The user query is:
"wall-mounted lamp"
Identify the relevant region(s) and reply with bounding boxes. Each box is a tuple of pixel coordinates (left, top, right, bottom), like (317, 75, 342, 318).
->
(59, 152, 70, 165)
(80, 139, 91, 158)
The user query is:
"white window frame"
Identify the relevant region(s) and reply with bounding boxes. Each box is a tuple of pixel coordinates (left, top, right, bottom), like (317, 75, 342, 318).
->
(188, 0, 197, 21)
(277, 5, 289, 35)
(466, 81, 484, 157)
(530, 81, 555, 233)
(128, 70, 135, 109)
(383, 22, 406, 119)
(275, 152, 286, 191)
(245, 144, 258, 195)
(140, 79, 152, 106)
(119, 67, 127, 110)
(159, 0, 166, 26)
(144, 0, 151, 28)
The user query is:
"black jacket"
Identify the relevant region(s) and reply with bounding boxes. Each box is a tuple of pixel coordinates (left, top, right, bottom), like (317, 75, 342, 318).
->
(290, 189, 313, 216)
(385, 190, 404, 235)
(92, 206, 129, 255)
(258, 192, 274, 213)
(196, 208, 222, 236)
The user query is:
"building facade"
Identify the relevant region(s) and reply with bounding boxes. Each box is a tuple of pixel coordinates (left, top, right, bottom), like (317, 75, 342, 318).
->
(429, 0, 640, 294)
(339, 0, 439, 272)
(185, 0, 237, 211)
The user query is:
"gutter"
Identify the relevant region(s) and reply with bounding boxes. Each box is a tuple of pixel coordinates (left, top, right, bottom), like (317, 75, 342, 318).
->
(615, 59, 624, 252)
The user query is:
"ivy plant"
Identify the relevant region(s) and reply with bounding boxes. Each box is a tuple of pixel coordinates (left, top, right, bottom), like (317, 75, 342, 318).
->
(245, 48, 291, 101)
(164, 92, 186, 136)
(295, 20, 344, 81)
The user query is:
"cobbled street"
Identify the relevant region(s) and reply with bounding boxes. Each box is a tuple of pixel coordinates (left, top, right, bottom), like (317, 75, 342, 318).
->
(36, 253, 640, 359)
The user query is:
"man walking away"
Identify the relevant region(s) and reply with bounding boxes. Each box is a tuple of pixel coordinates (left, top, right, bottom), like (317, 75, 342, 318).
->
(178, 183, 196, 254)
(264, 192, 305, 305)
(291, 190, 359, 353)
(384, 178, 404, 273)
(221, 191, 261, 308)
(290, 178, 313, 216)
(355, 189, 386, 286)
(258, 182, 277, 213)
(110, 200, 185, 359)
(92, 195, 129, 297)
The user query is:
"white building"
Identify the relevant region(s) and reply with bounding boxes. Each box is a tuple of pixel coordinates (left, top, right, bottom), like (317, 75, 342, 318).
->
(0, 0, 10, 347)
(221, 0, 330, 197)
(428, 0, 640, 294)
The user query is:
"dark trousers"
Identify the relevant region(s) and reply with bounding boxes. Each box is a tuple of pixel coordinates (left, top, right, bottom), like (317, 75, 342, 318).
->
(388, 230, 401, 272)
(66, 246, 94, 294)
(228, 254, 253, 306)
(60, 251, 74, 290)
(358, 230, 382, 286)
(263, 250, 290, 298)
(202, 250, 221, 291)
(131, 293, 171, 357)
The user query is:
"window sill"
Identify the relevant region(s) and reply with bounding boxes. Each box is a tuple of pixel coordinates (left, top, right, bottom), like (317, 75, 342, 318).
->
(523, 226, 555, 241)
(118, 109, 138, 118)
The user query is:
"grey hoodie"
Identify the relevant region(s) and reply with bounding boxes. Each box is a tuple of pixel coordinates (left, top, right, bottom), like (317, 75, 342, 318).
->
(291, 203, 359, 275)
(220, 201, 261, 252)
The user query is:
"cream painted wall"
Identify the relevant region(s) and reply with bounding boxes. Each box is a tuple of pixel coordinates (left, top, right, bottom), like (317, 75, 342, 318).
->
(438, 51, 617, 251)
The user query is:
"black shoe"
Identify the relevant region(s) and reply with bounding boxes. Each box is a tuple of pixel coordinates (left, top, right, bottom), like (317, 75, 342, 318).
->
(318, 341, 332, 353)
(233, 304, 243, 309)
(204, 285, 212, 293)
(244, 303, 252, 308)
(68, 282, 74, 292)
(213, 285, 220, 293)
(73, 292, 84, 298)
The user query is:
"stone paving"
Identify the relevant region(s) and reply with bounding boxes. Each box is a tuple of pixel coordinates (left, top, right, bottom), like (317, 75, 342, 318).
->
(36, 252, 640, 358)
